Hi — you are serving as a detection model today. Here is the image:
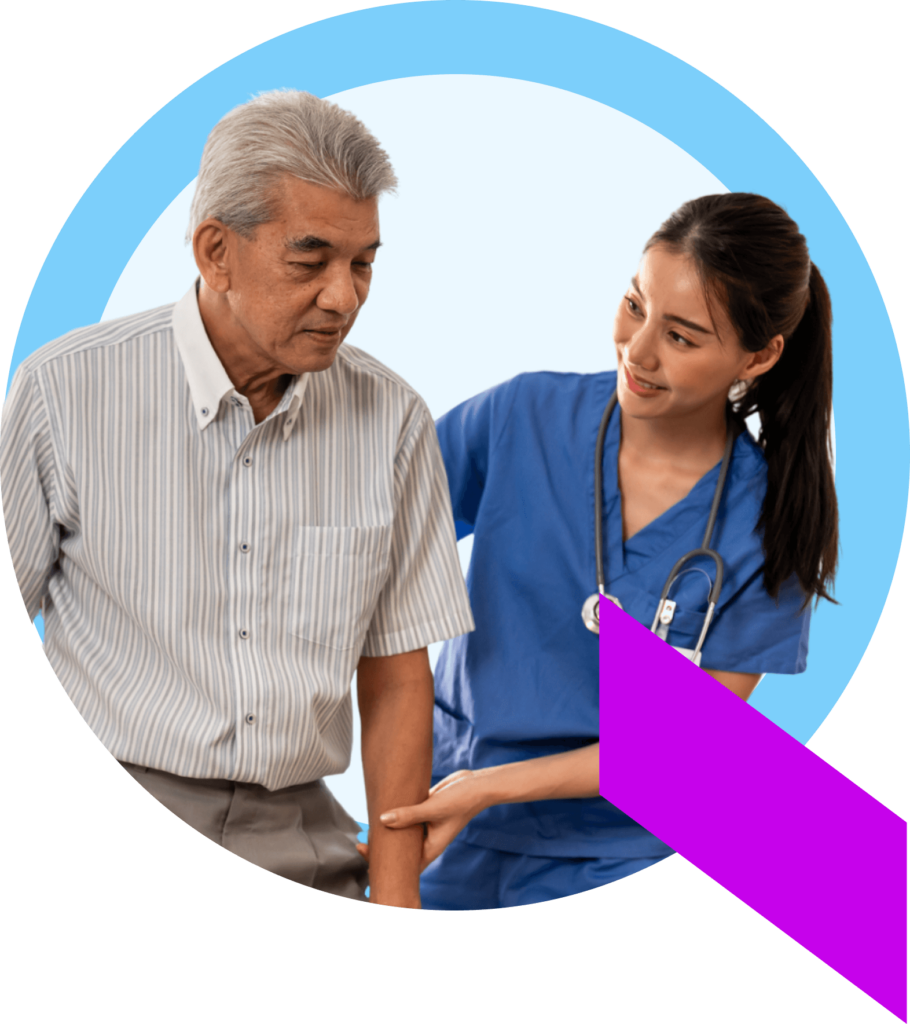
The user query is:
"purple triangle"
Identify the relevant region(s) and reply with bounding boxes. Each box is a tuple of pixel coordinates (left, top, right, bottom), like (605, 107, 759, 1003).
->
(599, 597, 907, 1020)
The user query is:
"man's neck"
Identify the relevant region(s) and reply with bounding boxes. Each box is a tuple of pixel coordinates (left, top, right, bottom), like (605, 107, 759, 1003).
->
(197, 284, 290, 423)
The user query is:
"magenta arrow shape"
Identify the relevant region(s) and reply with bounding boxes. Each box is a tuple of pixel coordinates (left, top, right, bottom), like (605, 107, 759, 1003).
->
(599, 597, 907, 1020)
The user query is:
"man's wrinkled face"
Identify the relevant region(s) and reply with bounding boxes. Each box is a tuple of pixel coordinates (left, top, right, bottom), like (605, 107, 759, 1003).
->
(221, 175, 381, 375)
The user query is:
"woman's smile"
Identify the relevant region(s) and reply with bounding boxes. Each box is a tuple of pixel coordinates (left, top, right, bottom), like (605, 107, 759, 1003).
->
(623, 364, 667, 396)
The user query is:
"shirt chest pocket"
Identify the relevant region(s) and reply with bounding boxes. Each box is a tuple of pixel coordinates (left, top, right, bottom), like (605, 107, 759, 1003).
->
(289, 525, 392, 651)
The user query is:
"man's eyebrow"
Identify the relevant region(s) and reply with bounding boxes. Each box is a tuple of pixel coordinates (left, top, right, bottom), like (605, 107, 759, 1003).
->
(286, 235, 333, 252)
(284, 236, 383, 253)
(630, 276, 713, 335)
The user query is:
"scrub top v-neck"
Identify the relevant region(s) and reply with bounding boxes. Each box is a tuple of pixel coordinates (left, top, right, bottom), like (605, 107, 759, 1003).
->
(433, 370, 811, 858)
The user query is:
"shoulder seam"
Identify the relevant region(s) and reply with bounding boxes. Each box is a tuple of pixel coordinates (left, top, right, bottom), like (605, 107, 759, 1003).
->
(489, 374, 525, 452)
(334, 344, 422, 402)
(20, 305, 176, 372)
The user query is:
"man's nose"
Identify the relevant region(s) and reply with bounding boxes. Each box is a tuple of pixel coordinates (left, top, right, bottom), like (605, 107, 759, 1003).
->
(316, 263, 361, 316)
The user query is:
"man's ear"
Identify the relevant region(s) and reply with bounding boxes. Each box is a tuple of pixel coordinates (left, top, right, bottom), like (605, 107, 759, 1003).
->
(193, 219, 234, 294)
(741, 333, 785, 381)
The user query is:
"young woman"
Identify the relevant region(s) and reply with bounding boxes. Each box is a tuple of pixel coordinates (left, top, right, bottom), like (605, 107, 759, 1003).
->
(374, 193, 839, 910)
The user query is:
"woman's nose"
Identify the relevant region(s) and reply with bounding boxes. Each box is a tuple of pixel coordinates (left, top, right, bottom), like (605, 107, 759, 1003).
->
(623, 324, 660, 371)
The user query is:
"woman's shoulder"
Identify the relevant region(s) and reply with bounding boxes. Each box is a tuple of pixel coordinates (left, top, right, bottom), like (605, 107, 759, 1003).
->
(731, 423, 769, 478)
(495, 369, 617, 406)
(441, 369, 615, 426)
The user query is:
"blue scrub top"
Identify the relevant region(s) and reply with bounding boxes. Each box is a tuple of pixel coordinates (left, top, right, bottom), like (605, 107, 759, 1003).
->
(433, 371, 811, 859)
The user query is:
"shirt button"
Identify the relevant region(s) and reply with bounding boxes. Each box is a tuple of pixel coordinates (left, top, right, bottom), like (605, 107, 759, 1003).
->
(239, 628, 250, 640)
(239, 541, 251, 554)
(200, 407, 209, 417)
(242, 456, 253, 467)
(245, 713, 256, 725)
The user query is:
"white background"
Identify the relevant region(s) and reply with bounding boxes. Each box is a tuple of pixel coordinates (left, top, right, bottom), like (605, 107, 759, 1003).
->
(99, 72, 728, 822)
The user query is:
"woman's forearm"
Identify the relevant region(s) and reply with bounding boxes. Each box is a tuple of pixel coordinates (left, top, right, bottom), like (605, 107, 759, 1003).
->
(377, 742, 601, 868)
(471, 742, 600, 808)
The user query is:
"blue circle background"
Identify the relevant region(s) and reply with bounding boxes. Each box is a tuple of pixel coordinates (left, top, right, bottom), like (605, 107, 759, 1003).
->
(9, 1, 907, 743)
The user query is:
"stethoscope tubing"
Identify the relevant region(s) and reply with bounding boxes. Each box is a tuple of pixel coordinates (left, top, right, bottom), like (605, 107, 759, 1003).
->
(590, 388, 738, 659)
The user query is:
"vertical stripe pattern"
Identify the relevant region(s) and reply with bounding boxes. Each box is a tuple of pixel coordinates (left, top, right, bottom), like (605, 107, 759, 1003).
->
(0, 288, 474, 791)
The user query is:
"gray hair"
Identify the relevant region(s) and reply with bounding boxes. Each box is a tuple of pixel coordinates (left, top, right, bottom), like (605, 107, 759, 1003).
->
(186, 89, 397, 242)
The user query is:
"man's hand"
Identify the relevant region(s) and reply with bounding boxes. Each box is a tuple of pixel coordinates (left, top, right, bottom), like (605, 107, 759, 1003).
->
(358, 769, 490, 871)
(357, 648, 434, 908)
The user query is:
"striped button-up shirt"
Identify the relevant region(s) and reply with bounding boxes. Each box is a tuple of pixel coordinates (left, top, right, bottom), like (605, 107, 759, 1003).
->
(1, 285, 474, 791)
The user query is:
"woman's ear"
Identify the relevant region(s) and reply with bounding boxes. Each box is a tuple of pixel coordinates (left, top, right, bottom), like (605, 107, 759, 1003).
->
(740, 334, 785, 381)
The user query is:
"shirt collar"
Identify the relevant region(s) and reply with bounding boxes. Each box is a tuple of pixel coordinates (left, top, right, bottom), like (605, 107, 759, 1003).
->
(172, 282, 309, 436)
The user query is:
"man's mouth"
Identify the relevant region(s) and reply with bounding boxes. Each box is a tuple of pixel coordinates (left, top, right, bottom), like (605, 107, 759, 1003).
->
(301, 326, 344, 340)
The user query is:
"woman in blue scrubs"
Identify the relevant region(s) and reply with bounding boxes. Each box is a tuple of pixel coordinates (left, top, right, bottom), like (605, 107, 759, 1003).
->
(376, 193, 839, 910)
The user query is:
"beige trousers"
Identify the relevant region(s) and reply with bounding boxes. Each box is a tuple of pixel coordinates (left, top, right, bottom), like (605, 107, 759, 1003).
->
(120, 761, 368, 901)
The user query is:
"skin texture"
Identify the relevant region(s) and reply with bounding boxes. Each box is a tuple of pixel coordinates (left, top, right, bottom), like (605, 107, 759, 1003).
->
(193, 175, 381, 422)
(372, 247, 785, 871)
(193, 176, 430, 907)
(357, 649, 434, 908)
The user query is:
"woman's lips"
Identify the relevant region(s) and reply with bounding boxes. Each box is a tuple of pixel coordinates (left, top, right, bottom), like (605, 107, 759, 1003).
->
(624, 366, 666, 397)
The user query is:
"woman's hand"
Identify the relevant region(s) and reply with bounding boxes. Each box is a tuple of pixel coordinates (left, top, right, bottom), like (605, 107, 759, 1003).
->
(357, 769, 490, 871)
(356, 744, 600, 872)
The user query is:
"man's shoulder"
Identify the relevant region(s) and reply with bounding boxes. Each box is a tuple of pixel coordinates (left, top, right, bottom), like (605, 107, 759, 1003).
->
(331, 343, 425, 404)
(17, 303, 176, 377)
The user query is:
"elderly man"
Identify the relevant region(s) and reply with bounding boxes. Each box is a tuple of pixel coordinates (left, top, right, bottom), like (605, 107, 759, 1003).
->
(0, 90, 474, 908)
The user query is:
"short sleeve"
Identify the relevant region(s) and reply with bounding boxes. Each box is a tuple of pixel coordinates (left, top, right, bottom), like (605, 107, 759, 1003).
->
(434, 378, 518, 539)
(360, 400, 475, 657)
(0, 365, 60, 620)
(700, 569, 811, 675)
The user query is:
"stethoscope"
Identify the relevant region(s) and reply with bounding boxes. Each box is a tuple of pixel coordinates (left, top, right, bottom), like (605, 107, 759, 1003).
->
(580, 391, 737, 666)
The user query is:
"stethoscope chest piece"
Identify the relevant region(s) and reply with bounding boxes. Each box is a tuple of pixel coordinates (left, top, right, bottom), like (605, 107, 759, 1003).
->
(581, 591, 623, 635)
(583, 389, 735, 658)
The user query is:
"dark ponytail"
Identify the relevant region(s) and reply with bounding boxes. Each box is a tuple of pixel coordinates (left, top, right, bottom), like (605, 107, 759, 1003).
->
(647, 193, 838, 604)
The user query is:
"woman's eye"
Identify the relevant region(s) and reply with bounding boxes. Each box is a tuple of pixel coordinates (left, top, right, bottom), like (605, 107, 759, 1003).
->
(669, 331, 694, 348)
(625, 296, 640, 314)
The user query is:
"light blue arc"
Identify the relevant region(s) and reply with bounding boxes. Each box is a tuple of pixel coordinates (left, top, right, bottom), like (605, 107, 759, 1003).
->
(8, 1, 907, 743)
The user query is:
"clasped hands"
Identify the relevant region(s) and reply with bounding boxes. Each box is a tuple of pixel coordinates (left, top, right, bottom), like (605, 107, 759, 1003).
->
(357, 769, 489, 871)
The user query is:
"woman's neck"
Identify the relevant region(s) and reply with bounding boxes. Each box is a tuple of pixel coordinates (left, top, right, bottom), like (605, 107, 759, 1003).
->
(617, 399, 731, 542)
(619, 399, 729, 475)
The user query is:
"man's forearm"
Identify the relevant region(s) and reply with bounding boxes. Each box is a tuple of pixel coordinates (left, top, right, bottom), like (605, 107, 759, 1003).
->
(357, 648, 434, 907)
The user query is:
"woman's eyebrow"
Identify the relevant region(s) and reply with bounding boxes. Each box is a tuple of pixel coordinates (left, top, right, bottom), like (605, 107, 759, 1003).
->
(631, 275, 713, 335)
(663, 313, 713, 335)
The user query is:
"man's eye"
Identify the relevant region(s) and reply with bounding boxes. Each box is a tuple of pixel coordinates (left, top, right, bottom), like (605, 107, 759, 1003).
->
(291, 262, 322, 269)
